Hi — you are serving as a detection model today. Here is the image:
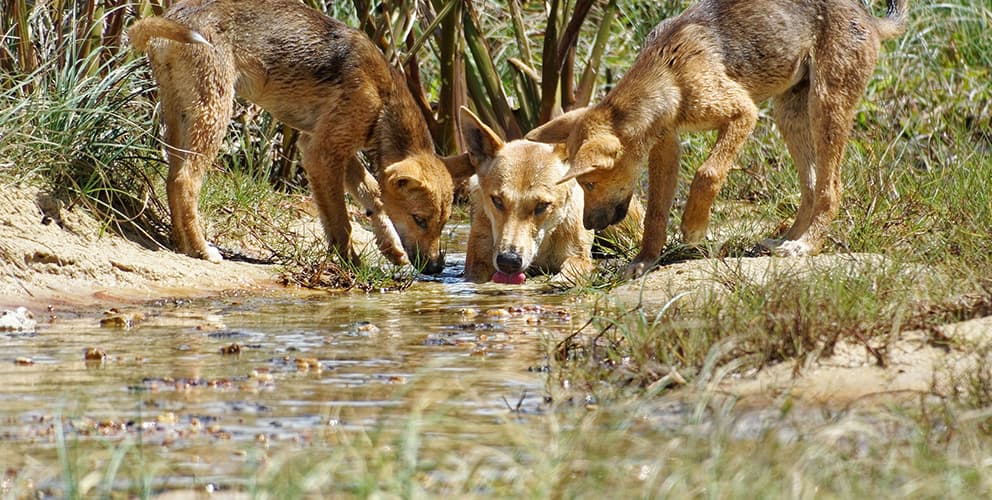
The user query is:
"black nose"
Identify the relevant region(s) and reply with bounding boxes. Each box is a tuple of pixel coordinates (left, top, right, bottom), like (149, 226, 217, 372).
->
(584, 210, 612, 231)
(412, 252, 445, 275)
(420, 256, 445, 275)
(611, 200, 630, 225)
(495, 251, 523, 274)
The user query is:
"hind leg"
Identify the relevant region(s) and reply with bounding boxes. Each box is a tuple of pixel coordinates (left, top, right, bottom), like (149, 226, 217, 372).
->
(789, 32, 879, 255)
(154, 46, 235, 262)
(763, 81, 817, 254)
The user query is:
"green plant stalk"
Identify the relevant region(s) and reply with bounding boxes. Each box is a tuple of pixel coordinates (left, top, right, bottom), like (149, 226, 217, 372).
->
(509, 58, 540, 130)
(396, 2, 451, 147)
(462, 0, 523, 140)
(102, 1, 128, 60)
(556, 0, 595, 110)
(507, 0, 533, 67)
(351, 0, 386, 50)
(539, 0, 562, 123)
(401, 0, 458, 67)
(401, 40, 443, 149)
(431, 0, 464, 154)
(575, 0, 617, 107)
(78, 1, 99, 77)
(560, 44, 577, 110)
(13, 0, 39, 75)
(464, 57, 502, 133)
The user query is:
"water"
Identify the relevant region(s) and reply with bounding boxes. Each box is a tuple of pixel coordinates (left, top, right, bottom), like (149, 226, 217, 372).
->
(0, 246, 589, 493)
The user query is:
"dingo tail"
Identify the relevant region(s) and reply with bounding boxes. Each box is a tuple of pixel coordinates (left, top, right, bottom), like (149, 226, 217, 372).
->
(128, 17, 210, 52)
(874, 0, 909, 41)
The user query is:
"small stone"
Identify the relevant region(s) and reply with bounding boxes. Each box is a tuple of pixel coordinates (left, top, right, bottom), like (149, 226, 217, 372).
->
(0, 307, 37, 332)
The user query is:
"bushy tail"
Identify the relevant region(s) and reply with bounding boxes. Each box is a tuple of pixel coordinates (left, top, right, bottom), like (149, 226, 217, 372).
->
(128, 17, 210, 52)
(873, 0, 909, 41)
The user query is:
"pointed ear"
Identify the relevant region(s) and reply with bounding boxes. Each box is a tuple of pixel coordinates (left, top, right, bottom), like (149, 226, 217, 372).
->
(557, 164, 598, 184)
(383, 160, 424, 192)
(459, 106, 503, 165)
(525, 107, 589, 144)
(441, 152, 475, 183)
(558, 134, 622, 184)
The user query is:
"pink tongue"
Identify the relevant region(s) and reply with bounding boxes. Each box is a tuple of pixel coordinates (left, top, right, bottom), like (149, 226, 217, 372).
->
(492, 271, 526, 284)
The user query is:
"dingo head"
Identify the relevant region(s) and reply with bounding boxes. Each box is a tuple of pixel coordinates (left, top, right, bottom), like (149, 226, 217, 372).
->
(460, 107, 579, 276)
(526, 107, 636, 231)
(381, 154, 468, 275)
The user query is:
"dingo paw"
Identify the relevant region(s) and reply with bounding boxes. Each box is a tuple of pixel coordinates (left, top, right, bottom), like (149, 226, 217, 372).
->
(204, 245, 223, 263)
(759, 238, 812, 257)
(623, 259, 653, 280)
(379, 243, 410, 266)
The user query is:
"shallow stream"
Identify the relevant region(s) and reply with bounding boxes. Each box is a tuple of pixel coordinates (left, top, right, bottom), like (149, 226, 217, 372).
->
(0, 240, 593, 493)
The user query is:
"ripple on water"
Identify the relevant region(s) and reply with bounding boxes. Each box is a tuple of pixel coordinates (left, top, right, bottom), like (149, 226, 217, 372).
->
(0, 261, 584, 489)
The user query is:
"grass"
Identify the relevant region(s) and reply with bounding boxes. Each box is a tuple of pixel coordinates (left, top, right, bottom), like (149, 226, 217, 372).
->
(0, 19, 170, 247)
(5, 382, 992, 498)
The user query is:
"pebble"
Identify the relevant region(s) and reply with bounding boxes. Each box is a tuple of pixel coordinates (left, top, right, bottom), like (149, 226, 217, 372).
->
(0, 307, 37, 332)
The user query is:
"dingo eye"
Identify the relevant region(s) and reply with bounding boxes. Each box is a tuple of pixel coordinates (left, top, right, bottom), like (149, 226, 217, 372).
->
(491, 196, 505, 211)
(413, 215, 428, 229)
(582, 182, 595, 192)
(534, 202, 550, 216)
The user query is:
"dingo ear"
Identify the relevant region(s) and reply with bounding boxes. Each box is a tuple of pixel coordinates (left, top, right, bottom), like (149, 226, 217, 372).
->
(526, 107, 589, 144)
(558, 134, 622, 184)
(441, 152, 475, 183)
(557, 164, 597, 184)
(383, 161, 424, 192)
(459, 106, 503, 165)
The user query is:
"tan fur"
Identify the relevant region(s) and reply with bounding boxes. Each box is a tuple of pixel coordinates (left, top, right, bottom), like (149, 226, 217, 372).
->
(459, 108, 593, 284)
(527, 0, 908, 278)
(128, 0, 464, 274)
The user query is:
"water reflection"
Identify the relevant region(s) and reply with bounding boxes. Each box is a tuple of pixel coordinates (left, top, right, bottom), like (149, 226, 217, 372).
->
(0, 249, 584, 490)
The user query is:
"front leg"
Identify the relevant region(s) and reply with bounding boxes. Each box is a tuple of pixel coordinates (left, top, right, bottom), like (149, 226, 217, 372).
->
(464, 207, 495, 282)
(299, 135, 360, 265)
(625, 132, 681, 279)
(680, 100, 758, 245)
(548, 205, 595, 285)
(553, 254, 594, 286)
(344, 157, 409, 265)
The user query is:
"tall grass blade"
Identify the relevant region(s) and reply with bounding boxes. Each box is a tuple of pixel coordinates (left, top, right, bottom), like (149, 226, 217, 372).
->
(463, 0, 523, 139)
(575, 0, 617, 106)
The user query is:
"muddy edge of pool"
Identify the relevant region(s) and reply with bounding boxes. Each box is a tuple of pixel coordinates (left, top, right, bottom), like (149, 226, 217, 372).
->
(0, 186, 333, 312)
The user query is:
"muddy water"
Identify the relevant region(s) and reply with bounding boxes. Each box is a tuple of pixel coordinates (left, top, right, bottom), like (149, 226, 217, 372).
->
(0, 242, 588, 492)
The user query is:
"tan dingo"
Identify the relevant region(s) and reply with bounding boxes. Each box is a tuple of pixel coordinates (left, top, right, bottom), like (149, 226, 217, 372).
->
(129, 0, 467, 273)
(459, 107, 593, 284)
(527, 0, 908, 278)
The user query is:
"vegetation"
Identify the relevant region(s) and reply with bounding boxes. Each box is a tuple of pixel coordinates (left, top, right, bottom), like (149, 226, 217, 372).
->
(2, 0, 992, 497)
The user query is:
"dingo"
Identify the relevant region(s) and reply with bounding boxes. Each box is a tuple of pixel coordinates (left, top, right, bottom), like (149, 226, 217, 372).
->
(129, 0, 465, 273)
(459, 108, 593, 285)
(527, 0, 908, 278)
